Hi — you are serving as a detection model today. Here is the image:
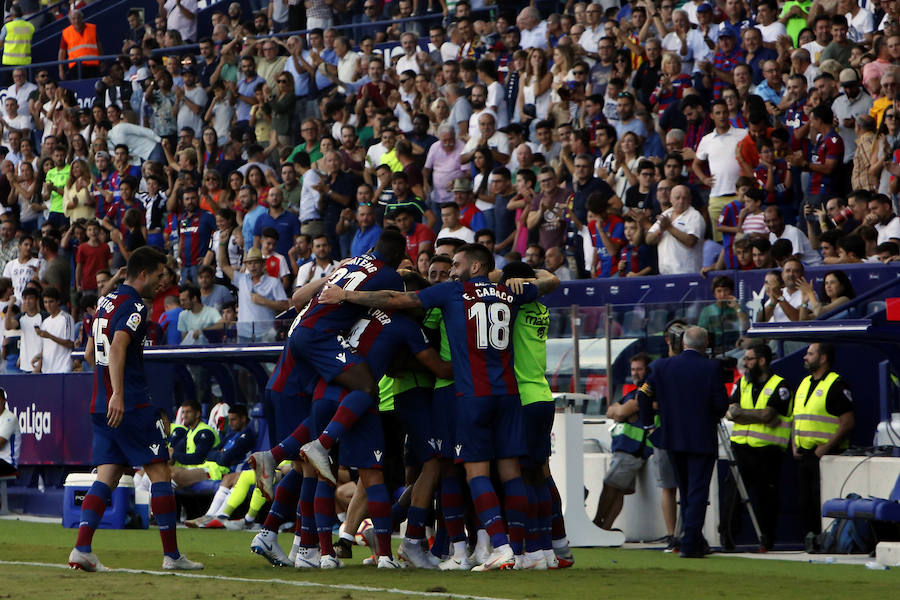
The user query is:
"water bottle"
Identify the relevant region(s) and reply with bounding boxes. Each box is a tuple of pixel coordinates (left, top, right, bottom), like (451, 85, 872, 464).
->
(808, 557, 835, 564)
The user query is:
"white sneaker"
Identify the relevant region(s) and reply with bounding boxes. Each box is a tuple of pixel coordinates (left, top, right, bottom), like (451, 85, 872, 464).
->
(249, 450, 276, 502)
(184, 514, 214, 528)
(439, 555, 473, 571)
(250, 531, 291, 566)
(294, 546, 321, 569)
(67, 548, 110, 572)
(320, 554, 344, 569)
(515, 551, 548, 570)
(223, 519, 247, 531)
(398, 540, 438, 569)
(162, 554, 204, 570)
(300, 440, 336, 485)
(362, 554, 376, 566)
(543, 548, 559, 569)
(377, 555, 403, 569)
(471, 545, 515, 571)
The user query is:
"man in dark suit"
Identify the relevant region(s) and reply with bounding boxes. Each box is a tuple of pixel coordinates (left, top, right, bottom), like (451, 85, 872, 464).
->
(638, 326, 729, 557)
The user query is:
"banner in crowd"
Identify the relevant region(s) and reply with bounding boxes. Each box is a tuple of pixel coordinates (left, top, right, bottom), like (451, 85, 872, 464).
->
(59, 78, 99, 110)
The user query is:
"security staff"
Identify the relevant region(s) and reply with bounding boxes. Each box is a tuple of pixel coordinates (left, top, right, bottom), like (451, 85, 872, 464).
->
(793, 342, 854, 538)
(723, 343, 793, 552)
(0, 6, 34, 68)
(638, 326, 729, 558)
(58, 9, 102, 81)
(593, 353, 653, 530)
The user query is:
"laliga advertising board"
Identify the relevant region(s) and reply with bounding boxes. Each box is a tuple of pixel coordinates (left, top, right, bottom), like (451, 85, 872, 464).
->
(4, 373, 95, 464)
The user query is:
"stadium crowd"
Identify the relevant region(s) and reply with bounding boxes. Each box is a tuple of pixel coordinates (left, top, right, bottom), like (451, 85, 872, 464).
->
(1, 0, 900, 373)
(0, 0, 885, 575)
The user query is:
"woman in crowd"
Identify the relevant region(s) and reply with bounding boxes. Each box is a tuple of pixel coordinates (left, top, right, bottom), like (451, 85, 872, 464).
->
(799, 270, 856, 319)
(63, 159, 96, 222)
(518, 47, 552, 122)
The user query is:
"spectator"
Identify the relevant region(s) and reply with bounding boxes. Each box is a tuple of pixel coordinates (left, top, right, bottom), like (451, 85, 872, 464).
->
(437, 202, 474, 244)
(177, 284, 221, 345)
(39, 236, 69, 296)
(217, 245, 288, 343)
(765, 205, 823, 265)
(798, 269, 856, 319)
(3, 234, 39, 303)
(759, 258, 805, 322)
(583, 192, 625, 278)
(158, 294, 183, 346)
(697, 275, 748, 354)
(865, 193, 900, 244)
(8, 286, 41, 372)
(527, 167, 569, 251)
(197, 265, 234, 312)
(616, 215, 656, 277)
(646, 185, 705, 275)
(293, 234, 339, 287)
(33, 287, 74, 373)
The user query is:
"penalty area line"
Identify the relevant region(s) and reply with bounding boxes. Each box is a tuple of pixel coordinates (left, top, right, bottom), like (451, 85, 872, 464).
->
(0, 560, 518, 600)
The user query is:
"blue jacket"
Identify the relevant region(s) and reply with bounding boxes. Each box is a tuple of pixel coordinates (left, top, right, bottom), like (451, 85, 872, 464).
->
(638, 349, 728, 455)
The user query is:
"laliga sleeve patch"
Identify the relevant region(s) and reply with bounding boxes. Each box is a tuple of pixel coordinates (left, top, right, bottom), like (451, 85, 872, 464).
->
(779, 387, 790, 401)
(126, 312, 142, 332)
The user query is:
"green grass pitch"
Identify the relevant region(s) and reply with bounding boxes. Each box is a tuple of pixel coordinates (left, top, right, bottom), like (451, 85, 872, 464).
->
(1, 520, 898, 599)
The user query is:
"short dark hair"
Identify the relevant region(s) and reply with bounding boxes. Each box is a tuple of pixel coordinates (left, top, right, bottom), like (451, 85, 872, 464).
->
(41, 287, 61, 301)
(435, 237, 466, 252)
(837, 234, 865, 259)
(181, 398, 201, 412)
(711, 275, 734, 292)
(500, 260, 535, 283)
(374, 229, 408, 268)
(475, 228, 495, 243)
(815, 342, 836, 366)
(746, 342, 773, 364)
(126, 246, 167, 280)
(228, 403, 249, 418)
(457, 243, 495, 273)
(630, 352, 652, 367)
(261, 226, 279, 240)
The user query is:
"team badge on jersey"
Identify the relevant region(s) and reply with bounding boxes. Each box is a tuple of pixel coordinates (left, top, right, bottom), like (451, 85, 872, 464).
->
(126, 312, 142, 331)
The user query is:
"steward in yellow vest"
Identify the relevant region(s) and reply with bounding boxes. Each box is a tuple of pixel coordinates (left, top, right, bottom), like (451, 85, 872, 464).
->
(793, 342, 854, 537)
(723, 342, 793, 551)
(0, 7, 34, 66)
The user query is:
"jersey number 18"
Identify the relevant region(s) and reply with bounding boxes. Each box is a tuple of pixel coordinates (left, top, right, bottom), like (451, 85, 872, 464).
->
(467, 302, 511, 350)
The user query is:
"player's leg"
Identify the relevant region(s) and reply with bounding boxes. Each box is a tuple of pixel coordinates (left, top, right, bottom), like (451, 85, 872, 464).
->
(313, 362, 379, 449)
(186, 471, 238, 528)
(544, 461, 574, 566)
(170, 466, 210, 488)
(399, 456, 441, 568)
(69, 463, 125, 571)
(144, 460, 203, 570)
(494, 394, 529, 567)
(358, 467, 400, 568)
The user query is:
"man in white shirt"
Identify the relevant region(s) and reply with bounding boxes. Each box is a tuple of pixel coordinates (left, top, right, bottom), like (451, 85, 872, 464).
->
(842, 0, 874, 43)
(35, 287, 74, 373)
(334, 36, 360, 85)
(663, 10, 711, 74)
(764, 206, 823, 265)
(866, 194, 900, 244)
(174, 67, 207, 137)
(437, 202, 475, 243)
(467, 84, 499, 138)
(3, 69, 37, 119)
(580, 3, 604, 54)
(517, 6, 548, 49)
(646, 185, 706, 274)
(295, 153, 323, 238)
(693, 99, 746, 242)
(755, 0, 788, 45)
(162, 0, 198, 43)
(177, 284, 221, 345)
(294, 234, 339, 287)
(395, 32, 425, 75)
(460, 113, 510, 165)
(758, 259, 804, 323)
(13, 287, 41, 373)
(0, 97, 32, 148)
(2, 235, 39, 303)
(0, 387, 20, 476)
(832, 68, 873, 164)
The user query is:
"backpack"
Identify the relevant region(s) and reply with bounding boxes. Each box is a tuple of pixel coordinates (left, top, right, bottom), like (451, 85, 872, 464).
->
(807, 494, 875, 554)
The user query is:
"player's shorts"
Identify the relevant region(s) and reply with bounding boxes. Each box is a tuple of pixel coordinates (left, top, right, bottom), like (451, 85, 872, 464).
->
(291, 327, 364, 383)
(603, 451, 646, 494)
(394, 387, 437, 467)
(91, 405, 168, 467)
(455, 394, 525, 463)
(267, 388, 312, 444)
(380, 410, 406, 493)
(522, 400, 555, 465)
(310, 383, 385, 470)
(652, 448, 677, 489)
(432, 384, 457, 459)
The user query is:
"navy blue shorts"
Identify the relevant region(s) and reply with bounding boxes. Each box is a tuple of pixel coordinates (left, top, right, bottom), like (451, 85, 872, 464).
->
(91, 405, 168, 467)
(291, 327, 363, 383)
(311, 384, 384, 470)
(455, 394, 525, 463)
(394, 387, 437, 467)
(522, 401, 555, 464)
(267, 388, 311, 443)
(432, 384, 457, 459)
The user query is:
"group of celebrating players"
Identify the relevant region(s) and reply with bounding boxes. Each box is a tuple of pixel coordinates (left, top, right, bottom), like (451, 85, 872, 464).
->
(67, 229, 573, 573)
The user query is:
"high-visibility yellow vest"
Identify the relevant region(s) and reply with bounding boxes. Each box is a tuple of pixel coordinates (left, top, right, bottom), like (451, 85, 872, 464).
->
(793, 372, 846, 451)
(2, 19, 34, 66)
(730, 373, 792, 449)
(174, 421, 220, 467)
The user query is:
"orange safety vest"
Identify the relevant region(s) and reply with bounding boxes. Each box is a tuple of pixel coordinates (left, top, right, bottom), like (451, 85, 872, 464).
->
(61, 23, 99, 68)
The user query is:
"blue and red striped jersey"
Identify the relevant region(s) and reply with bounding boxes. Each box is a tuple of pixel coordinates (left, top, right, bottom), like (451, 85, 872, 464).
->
(89, 284, 151, 414)
(299, 251, 402, 333)
(179, 210, 217, 268)
(105, 199, 144, 236)
(268, 326, 315, 398)
(589, 216, 625, 277)
(416, 277, 537, 398)
(809, 129, 844, 196)
(344, 308, 430, 378)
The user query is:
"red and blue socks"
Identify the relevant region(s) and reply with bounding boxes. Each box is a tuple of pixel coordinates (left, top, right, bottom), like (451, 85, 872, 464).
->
(263, 468, 300, 532)
(440, 475, 466, 542)
(271, 417, 312, 463)
(75, 481, 111, 552)
(314, 480, 336, 556)
(319, 391, 373, 449)
(524, 482, 541, 553)
(405, 505, 427, 542)
(299, 476, 318, 547)
(366, 483, 393, 558)
(502, 478, 528, 555)
(535, 479, 553, 551)
(547, 475, 567, 542)
(150, 481, 180, 559)
(468, 475, 509, 550)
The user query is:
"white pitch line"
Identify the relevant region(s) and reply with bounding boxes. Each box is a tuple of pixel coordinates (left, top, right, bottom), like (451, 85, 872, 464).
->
(0, 560, 518, 600)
